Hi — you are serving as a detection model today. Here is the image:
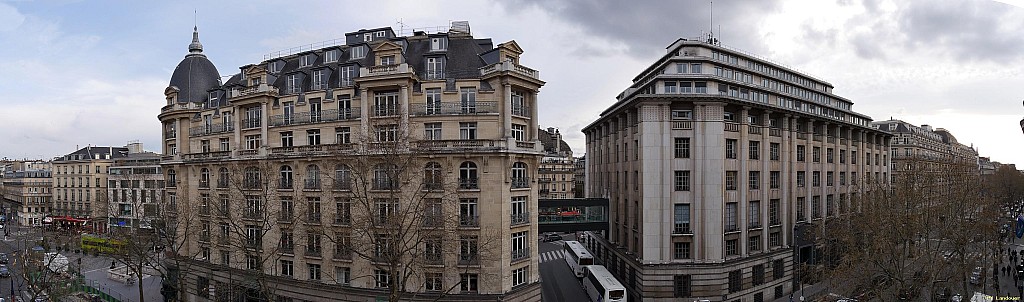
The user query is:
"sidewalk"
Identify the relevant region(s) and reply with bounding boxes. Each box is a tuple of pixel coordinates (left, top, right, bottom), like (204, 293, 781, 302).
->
(79, 266, 162, 302)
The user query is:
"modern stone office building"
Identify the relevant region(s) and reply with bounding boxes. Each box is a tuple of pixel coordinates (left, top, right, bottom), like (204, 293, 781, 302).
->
(582, 38, 891, 301)
(159, 22, 544, 301)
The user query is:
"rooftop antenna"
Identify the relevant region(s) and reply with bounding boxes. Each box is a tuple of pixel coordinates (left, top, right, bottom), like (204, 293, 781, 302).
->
(396, 18, 408, 36)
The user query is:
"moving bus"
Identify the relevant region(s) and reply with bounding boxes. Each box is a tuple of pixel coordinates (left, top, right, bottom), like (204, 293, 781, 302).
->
(563, 240, 595, 277)
(81, 235, 126, 254)
(583, 265, 627, 302)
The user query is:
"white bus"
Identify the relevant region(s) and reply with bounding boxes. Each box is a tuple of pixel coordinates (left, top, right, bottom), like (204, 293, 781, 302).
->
(563, 240, 595, 277)
(583, 265, 627, 302)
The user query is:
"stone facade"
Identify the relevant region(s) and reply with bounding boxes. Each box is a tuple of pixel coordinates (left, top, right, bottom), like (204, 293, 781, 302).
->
(582, 38, 891, 301)
(159, 23, 545, 301)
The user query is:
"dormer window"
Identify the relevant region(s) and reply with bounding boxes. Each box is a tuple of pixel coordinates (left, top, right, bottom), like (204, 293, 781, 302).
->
(350, 46, 366, 60)
(324, 50, 339, 63)
(268, 61, 283, 74)
(250, 77, 261, 86)
(375, 31, 385, 37)
(380, 55, 395, 66)
(286, 74, 302, 94)
(425, 57, 445, 80)
(312, 69, 328, 90)
(364, 33, 372, 42)
(208, 92, 218, 107)
(300, 54, 314, 67)
(430, 37, 448, 51)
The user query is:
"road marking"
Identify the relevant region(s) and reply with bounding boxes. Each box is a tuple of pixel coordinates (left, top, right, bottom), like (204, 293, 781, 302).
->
(540, 250, 564, 263)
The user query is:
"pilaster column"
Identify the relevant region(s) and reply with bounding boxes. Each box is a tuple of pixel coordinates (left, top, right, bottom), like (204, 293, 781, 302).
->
(503, 84, 513, 138)
(260, 102, 269, 155)
(400, 85, 410, 138)
(360, 88, 370, 142)
(531, 91, 540, 141)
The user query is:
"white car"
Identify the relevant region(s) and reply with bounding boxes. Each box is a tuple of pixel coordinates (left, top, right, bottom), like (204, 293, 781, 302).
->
(969, 267, 982, 284)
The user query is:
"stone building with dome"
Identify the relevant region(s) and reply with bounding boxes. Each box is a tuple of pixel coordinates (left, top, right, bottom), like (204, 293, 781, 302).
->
(158, 23, 543, 301)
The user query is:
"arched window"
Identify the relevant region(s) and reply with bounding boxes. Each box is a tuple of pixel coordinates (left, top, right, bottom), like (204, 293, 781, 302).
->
(424, 162, 442, 190)
(218, 167, 229, 188)
(511, 162, 528, 188)
(244, 167, 261, 189)
(279, 166, 293, 189)
(374, 163, 398, 190)
(334, 165, 351, 191)
(199, 168, 211, 188)
(305, 165, 321, 189)
(459, 162, 478, 189)
(167, 169, 177, 187)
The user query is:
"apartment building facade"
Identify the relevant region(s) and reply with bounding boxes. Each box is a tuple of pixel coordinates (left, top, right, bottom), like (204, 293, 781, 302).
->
(52, 146, 128, 232)
(159, 23, 544, 301)
(582, 38, 891, 301)
(106, 142, 165, 231)
(2, 167, 52, 226)
(538, 127, 575, 199)
(873, 120, 978, 200)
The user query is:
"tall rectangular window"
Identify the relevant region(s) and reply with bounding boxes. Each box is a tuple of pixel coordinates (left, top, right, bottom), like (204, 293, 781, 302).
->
(725, 202, 737, 231)
(306, 129, 321, 146)
(749, 200, 761, 228)
(812, 196, 821, 219)
(673, 204, 690, 234)
(336, 127, 351, 144)
(460, 87, 477, 114)
(827, 148, 834, 163)
(725, 171, 737, 190)
(797, 171, 806, 187)
(726, 239, 738, 256)
(797, 197, 806, 221)
(340, 65, 356, 86)
(770, 142, 780, 160)
(674, 275, 691, 297)
(813, 171, 821, 187)
(749, 171, 760, 190)
(797, 145, 805, 162)
(813, 147, 821, 162)
(769, 199, 780, 225)
(512, 124, 526, 141)
(460, 122, 477, 140)
(312, 69, 327, 90)
(674, 137, 690, 158)
(286, 74, 301, 94)
(245, 135, 261, 150)
(425, 57, 445, 79)
(673, 242, 691, 259)
(769, 171, 780, 189)
(726, 139, 737, 159)
(425, 88, 441, 115)
(374, 91, 399, 116)
(424, 123, 442, 140)
(674, 171, 690, 191)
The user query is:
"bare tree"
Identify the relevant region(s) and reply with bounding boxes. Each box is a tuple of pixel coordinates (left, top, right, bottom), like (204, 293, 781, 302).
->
(317, 118, 504, 302)
(819, 158, 998, 300)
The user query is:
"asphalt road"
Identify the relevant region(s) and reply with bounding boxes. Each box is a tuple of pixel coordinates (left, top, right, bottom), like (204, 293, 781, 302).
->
(539, 234, 589, 302)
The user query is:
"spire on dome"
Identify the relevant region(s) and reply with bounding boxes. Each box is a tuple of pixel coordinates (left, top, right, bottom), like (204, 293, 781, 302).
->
(189, 26, 203, 53)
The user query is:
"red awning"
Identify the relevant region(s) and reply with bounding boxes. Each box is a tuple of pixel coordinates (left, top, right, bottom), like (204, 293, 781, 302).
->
(559, 211, 581, 217)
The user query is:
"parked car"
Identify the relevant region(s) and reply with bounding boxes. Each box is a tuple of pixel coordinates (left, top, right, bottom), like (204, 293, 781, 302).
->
(0, 253, 8, 264)
(0, 265, 9, 278)
(542, 233, 562, 242)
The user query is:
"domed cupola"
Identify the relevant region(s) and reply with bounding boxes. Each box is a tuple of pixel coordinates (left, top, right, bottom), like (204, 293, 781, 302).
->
(168, 26, 221, 104)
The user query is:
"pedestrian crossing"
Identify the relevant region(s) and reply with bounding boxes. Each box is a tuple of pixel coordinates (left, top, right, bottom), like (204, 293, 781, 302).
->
(540, 250, 565, 263)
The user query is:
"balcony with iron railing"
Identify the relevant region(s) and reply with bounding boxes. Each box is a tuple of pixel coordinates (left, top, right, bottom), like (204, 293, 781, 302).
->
(511, 177, 530, 189)
(409, 102, 498, 116)
(511, 247, 530, 263)
(183, 151, 231, 161)
(304, 180, 321, 190)
(269, 108, 360, 127)
(243, 180, 262, 190)
(459, 215, 480, 227)
(199, 206, 211, 216)
(306, 213, 322, 224)
(305, 247, 322, 258)
(280, 244, 294, 254)
(333, 180, 352, 191)
(217, 179, 229, 188)
(278, 212, 294, 223)
(333, 247, 352, 260)
(511, 105, 531, 118)
(458, 254, 480, 266)
(199, 181, 210, 189)
(459, 178, 479, 190)
(333, 214, 351, 226)
(673, 224, 692, 235)
(242, 118, 261, 129)
(270, 143, 355, 156)
(373, 105, 400, 117)
(278, 179, 294, 190)
(412, 140, 498, 152)
(372, 179, 399, 190)
(189, 123, 235, 137)
(424, 253, 443, 265)
(243, 210, 263, 220)
(510, 211, 530, 226)
(230, 84, 273, 98)
(422, 216, 443, 228)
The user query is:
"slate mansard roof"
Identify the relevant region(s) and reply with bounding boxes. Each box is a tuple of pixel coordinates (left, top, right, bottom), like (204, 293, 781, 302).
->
(175, 25, 503, 106)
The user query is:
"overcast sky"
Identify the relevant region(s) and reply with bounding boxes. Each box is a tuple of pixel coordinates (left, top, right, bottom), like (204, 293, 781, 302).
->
(1, 0, 1023, 165)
